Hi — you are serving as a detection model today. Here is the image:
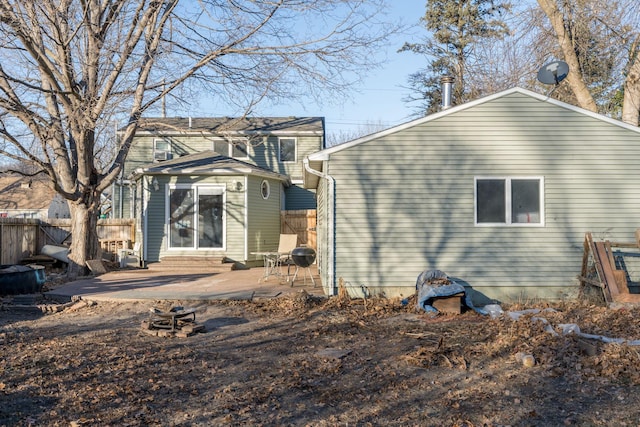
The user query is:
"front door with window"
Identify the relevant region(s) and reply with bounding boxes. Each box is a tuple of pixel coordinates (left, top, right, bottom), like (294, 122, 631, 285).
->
(169, 186, 225, 249)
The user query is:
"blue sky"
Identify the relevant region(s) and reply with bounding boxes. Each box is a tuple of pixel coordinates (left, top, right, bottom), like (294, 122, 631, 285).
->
(183, 2, 427, 139)
(308, 2, 427, 137)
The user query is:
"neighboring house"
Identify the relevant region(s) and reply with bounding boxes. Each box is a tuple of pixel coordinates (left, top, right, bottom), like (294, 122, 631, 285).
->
(304, 87, 640, 302)
(0, 175, 70, 219)
(113, 117, 324, 267)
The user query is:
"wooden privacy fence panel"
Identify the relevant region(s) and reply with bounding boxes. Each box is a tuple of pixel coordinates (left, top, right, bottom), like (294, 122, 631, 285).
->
(281, 210, 316, 251)
(0, 218, 134, 265)
(39, 219, 72, 246)
(0, 218, 39, 265)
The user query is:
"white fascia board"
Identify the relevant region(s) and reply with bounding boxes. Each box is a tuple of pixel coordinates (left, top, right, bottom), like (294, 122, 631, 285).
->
(134, 130, 323, 136)
(308, 86, 640, 161)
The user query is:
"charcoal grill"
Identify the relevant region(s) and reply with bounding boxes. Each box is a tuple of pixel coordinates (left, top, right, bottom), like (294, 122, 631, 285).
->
(290, 247, 316, 287)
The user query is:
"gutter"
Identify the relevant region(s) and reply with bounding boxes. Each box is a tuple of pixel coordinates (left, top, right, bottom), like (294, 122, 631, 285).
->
(303, 157, 336, 296)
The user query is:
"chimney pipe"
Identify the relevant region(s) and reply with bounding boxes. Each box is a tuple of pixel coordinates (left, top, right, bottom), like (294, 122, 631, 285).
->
(441, 76, 454, 110)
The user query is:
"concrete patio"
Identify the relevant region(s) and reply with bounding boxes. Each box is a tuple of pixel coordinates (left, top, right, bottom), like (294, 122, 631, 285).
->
(45, 264, 324, 302)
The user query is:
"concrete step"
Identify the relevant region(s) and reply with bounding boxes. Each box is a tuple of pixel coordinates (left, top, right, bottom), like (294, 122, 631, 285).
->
(148, 256, 236, 273)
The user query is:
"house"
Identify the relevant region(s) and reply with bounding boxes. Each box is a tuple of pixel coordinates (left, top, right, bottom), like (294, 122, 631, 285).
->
(0, 175, 70, 219)
(113, 117, 324, 268)
(303, 87, 640, 302)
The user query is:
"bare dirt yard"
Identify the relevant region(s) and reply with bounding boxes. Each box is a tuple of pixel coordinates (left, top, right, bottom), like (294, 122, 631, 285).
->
(2, 288, 640, 426)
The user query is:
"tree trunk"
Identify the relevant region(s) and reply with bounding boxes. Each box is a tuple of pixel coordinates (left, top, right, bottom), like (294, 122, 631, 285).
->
(537, 0, 598, 113)
(67, 202, 100, 280)
(622, 51, 640, 127)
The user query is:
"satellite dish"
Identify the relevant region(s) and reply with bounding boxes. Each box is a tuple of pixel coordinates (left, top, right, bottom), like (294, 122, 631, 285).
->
(537, 60, 569, 85)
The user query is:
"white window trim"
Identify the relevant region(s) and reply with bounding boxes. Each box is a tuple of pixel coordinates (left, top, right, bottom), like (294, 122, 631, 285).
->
(474, 176, 545, 227)
(166, 184, 227, 250)
(153, 138, 172, 161)
(278, 137, 297, 163)
(260, 180, 271, 200)
(212, 137, 249, 159)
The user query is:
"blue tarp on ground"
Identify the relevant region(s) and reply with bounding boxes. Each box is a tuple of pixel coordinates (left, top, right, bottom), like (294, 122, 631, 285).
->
(415, 269, 487, 315)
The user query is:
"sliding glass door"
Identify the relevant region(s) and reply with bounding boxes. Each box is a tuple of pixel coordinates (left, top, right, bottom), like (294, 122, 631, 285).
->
(168, 185, 225, 249)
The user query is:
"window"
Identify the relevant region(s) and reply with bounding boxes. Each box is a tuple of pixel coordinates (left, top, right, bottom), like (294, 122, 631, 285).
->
(213, 138, 248, 158)
(168, 185, 225, 249)
(279, 137, 296, 162)
(153, 138, 172, 161)
(261, 180, 270, 199)
(475, 177, 544, 226)
(232, 140, 248, 157)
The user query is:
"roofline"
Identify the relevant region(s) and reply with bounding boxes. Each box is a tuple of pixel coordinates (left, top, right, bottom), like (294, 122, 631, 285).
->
(132, 130, 324, 136)
(308, 87, 640, 161)
(131, 165, 290, 184)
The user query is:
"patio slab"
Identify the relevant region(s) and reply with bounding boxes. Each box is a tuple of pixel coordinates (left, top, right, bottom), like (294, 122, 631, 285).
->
(45, 265, 324, 302)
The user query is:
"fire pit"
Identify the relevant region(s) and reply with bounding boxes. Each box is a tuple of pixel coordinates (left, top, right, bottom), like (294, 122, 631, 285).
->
(141, 306, 205, 337)
(290, 247, 316, 287)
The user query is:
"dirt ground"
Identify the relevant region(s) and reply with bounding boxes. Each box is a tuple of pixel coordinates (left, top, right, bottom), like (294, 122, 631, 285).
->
(2, 286, 640, 427)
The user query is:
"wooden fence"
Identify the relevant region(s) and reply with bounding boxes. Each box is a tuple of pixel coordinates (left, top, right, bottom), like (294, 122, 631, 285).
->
(281, 210, 316, 250)
(0, 218, 135, 265)
(1, 213, 314, 265)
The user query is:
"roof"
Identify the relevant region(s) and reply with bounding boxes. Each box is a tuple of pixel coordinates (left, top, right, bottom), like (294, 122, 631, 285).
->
(303, 86, 640, 188)
(131, 150, 291, 184)
(132, 116, 325, 136)
(0, 175, 56, 211)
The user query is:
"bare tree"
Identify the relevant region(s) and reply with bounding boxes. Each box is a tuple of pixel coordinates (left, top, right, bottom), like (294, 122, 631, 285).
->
(536, 0, 640, 125)
(0, 0, 399, 278)
(326, 120, 389, 147)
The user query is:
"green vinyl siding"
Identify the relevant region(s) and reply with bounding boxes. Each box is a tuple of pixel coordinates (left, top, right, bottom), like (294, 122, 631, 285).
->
(317, 90, 640, 302)
(246, 175, 282, 262)
(127, 134, 322, 179)
(111, 184, 133, 218)
(126, 134, 320, 215)
(144, 175, 248, 262)
(315, 178, 329, 293)
(249, 135, 322, 179)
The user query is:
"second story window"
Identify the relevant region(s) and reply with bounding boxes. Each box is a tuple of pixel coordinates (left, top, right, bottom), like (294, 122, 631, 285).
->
(232, 140, 248, 158)
(279, 137, 296, 162)
(154, 138, 172, 161)
(213, 138, 248, 158)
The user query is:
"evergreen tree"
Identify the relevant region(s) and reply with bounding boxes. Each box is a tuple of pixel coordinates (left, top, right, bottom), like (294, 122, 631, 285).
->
(400, 0, 512, 115)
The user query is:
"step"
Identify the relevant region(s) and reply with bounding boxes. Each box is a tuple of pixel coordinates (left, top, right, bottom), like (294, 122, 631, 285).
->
(147, 256, 235, 273)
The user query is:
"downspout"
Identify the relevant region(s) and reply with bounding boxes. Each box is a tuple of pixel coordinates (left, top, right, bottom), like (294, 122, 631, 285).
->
(118, 178, 123, 218)
(303, 157, 336, 296)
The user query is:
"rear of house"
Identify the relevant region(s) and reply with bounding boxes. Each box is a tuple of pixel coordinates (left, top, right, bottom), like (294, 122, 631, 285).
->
(113, 117, 324, 268)
(305, 88, 640, 302)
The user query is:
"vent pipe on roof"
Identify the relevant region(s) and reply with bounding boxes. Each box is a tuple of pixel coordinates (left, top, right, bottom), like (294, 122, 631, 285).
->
(188, 117, 192, 128)
(441, 76, 455, 110)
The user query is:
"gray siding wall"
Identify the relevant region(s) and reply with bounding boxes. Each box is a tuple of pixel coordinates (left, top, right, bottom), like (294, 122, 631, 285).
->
(284, 185, 317, 210)
(323, 92, 640, 302)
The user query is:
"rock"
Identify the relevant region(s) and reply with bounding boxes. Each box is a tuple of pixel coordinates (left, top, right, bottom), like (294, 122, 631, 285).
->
(515, 352, 536, 367)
